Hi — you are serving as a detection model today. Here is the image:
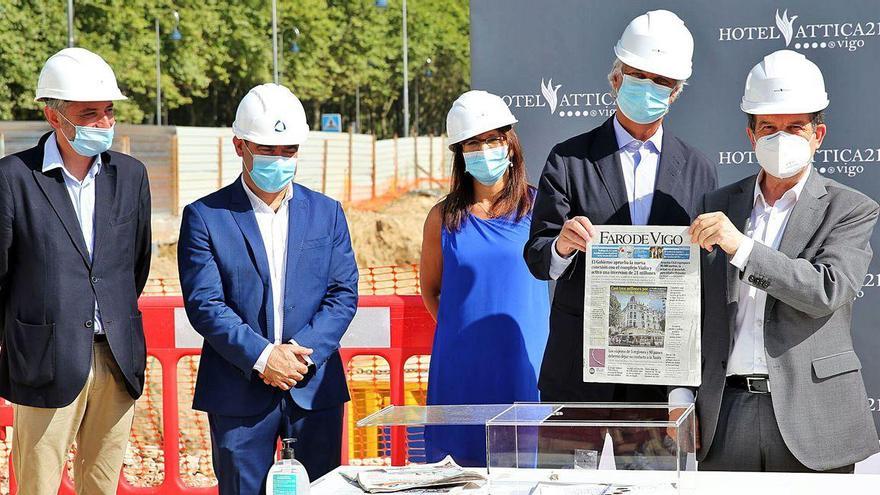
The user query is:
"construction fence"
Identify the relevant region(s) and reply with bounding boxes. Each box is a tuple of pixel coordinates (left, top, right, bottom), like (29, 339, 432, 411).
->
(0, 266, 430, 494)
(0, 122, 453, 216)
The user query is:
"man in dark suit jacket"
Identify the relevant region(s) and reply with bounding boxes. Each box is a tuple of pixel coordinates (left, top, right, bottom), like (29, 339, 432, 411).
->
(525, 10, 716, 407)
(178, 84, 358, 494)
(525, 11, 716, 470)
(0, 48, 151, 494)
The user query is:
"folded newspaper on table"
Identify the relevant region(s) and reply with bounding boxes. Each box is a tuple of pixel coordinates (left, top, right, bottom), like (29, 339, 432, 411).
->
(340, 456, 486, 493)
(583, 226, 701, 387)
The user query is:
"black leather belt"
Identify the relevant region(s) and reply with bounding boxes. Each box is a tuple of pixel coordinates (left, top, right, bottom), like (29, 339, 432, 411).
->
(93, 333, 107, 343)
(727, 375, 771, 394)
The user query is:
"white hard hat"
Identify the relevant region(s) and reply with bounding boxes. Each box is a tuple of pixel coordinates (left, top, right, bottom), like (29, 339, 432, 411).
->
(614, 10, 694, 81)
(35, 48, 127, 102)
(741, 50, 829, 115)
(446, 90, 517, 149)
(233, 84, 309, 146)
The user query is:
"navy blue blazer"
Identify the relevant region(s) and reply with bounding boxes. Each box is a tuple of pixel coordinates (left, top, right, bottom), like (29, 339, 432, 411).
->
(524, 117, 717, 401)
(0, 132, 152, 407)
(178, 178, 358, 417)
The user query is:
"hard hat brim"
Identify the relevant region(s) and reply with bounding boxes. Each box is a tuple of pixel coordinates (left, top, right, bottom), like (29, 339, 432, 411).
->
(741, 98, 829, 115)
(446, 116, 518, 150)
(233, 124, 310, 146)
(34, 88, 128, 103)
(614, 45, 692, 81)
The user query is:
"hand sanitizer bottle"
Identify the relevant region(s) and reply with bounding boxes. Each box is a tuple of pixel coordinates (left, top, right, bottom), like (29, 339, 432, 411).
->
(266, 438, 310, 494)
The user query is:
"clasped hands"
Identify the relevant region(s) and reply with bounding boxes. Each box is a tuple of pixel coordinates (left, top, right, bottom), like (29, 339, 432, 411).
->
(260, 343, 314, 391)
(554, 212, 745, 257)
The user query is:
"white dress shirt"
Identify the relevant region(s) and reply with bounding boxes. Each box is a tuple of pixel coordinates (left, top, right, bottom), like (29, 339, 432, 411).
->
(669, 168, 812, 405)
(43, 133, 105, 335)
(242, 177, 293, 374)
(727, 168, 811, 376)
(549, 117, 663, 279)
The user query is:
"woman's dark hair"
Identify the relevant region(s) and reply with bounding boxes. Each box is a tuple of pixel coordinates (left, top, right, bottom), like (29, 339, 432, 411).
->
(441, 125, 533, 232)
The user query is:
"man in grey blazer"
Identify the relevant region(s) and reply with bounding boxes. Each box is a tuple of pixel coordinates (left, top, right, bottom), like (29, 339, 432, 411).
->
(685, 50, 880, 472)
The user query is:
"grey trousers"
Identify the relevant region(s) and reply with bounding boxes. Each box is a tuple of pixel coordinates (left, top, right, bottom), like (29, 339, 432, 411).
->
(700, 385, 853, 473)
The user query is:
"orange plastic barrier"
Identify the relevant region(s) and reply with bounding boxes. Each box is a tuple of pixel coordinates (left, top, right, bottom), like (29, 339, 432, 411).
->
(0, 294, 436, 493)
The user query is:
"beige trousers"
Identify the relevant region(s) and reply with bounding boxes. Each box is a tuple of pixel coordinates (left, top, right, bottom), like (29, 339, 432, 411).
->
(12, 341, 136, 495)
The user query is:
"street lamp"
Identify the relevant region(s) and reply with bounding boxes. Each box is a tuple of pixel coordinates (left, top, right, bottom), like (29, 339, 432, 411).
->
(279, 27, 301, 83)
(355, 85, 361, 134)
(376, 0, 410, 137)
(414, 58, 432, 136)
(272, 0, 279, 83)
(67, 0, 74, 47)
(155, 11, 182, 126)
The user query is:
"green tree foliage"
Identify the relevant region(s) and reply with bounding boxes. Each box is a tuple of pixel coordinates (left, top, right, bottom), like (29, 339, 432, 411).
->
(0, 0, 469, 138)
(609, 294, 622, 329)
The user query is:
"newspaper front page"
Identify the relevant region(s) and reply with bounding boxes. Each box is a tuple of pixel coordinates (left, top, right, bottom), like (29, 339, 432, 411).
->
(583, 226, 700, 386)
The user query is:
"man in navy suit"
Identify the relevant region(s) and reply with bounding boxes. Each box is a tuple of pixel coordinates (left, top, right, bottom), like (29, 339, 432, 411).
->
(178, 83, 358, 494)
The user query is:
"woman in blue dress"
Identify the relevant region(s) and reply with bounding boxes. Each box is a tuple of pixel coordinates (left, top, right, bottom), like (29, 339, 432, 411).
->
(420, 90, 550, 466)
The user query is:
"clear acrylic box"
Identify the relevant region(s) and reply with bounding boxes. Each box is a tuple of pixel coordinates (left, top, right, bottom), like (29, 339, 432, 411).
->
(358, 402, 697, 494)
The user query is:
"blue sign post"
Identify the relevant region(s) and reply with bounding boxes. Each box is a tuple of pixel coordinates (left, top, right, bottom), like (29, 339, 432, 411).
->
(321, 113, 342, 132)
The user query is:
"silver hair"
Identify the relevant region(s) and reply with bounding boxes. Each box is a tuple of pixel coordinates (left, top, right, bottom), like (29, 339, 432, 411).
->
(43, 98, 70, 113)
(607, 58, 687, 102)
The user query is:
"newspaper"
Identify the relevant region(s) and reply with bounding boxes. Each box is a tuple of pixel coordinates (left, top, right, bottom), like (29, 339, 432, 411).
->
(583, 226, 700, 386)
(340, 456, 486, 493)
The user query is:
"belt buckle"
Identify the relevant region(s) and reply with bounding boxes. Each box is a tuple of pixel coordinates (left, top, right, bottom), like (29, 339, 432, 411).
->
(746, 376, 770, 394)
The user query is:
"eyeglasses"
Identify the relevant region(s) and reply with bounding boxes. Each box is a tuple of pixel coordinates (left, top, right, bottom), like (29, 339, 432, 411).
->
(622, 70, 677, 89)
(461, 135, 507, 151)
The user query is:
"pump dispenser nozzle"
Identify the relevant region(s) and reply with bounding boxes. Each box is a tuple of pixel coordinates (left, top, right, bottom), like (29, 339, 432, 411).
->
(281, 438, 297, 460)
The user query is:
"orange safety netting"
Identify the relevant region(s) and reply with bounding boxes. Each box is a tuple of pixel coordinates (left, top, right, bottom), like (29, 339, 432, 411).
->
(358, 265, 421, 295)
(347, 177, 450, 212)
(143, 265, 422, 298)
(345, 354, 430, 466)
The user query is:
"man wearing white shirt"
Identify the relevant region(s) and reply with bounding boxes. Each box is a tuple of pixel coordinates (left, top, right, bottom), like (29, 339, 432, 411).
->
(525, 10, 716, 410)
(687, 50, 879, 472)
(0, 48, 152, 494)
(240, 178, 315, 377)
(178, 84, 357, 493)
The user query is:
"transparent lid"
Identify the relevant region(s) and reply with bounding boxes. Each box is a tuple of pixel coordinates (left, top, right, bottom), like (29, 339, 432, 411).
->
(357, 404, 512, 427)
(357, 403, 694, 429)
(488, 403, 694, 428)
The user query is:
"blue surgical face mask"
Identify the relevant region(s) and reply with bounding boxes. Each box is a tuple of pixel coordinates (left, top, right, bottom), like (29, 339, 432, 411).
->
(463, 145, 511, 186)
(58, 112, 115, 157)
(245, 145, 297, 193)
(616, 74, 674, 125)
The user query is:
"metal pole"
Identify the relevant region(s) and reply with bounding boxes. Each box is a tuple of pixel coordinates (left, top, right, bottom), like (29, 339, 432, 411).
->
(414, 77, 419, 136)
(279, 31, 284, 82)
(355, 86, 361, 134)
(402, 0, 410, 137)
(67, 0, 74, 47)
(155, 18, 162, 126)
(272, 0, 279, 84)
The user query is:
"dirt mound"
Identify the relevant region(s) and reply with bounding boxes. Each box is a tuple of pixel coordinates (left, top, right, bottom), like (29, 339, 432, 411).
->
(346, 190, 441, 268)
